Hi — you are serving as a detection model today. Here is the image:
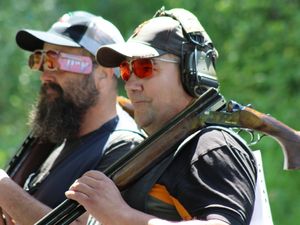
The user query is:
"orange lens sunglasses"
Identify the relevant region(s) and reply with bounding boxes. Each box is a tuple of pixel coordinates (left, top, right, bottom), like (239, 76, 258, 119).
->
(119, 57, 179, 81)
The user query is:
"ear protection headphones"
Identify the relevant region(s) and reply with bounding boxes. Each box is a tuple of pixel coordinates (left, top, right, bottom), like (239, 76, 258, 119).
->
(154, 7, 219, 97)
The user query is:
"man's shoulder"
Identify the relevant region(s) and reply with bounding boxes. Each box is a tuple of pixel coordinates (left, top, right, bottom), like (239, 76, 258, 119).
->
(197, 126, 248, 149)
(116, 104, 140, 130)
(115, 105, 145, 140)
(102, 106, 145, 155)
(178, 126, 252, 158)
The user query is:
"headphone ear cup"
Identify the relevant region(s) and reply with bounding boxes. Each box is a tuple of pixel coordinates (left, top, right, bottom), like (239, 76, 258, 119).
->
(181, 49, 219, 97)
(181, 51, 201, 97)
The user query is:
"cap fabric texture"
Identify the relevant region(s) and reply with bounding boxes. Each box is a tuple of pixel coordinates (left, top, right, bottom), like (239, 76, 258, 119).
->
(97, 16, 194, 67)
(16, 11, 124, 56)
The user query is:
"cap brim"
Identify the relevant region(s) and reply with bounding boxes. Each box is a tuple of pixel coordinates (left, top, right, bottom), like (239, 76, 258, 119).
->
(96, 41, 166, 67)
(16, 29, 80, 52)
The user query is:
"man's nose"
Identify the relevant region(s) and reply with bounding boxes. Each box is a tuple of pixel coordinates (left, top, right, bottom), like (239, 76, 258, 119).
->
(40, 70, 56, 84)
(124, 73, 143, 92)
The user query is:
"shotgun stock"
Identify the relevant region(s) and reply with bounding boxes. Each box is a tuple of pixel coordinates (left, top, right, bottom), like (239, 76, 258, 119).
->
(203, 101, 300, 170)
(239, 106, 300, 170)
(34, 88, 226, 225)
(117, 96, 135, 118)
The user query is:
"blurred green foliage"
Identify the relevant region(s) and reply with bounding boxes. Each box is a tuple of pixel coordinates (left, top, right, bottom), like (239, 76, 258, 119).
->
(0, 0, 299, 224)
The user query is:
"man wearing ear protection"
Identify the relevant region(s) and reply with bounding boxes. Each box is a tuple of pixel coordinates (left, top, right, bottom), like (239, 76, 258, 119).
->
(0, 11, 144, 225)
(66, 8, 257, 225)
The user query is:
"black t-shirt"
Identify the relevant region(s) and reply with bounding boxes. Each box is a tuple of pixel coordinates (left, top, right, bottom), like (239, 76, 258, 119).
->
(122, 127, 257, 225)
(23, 107, 144, 208)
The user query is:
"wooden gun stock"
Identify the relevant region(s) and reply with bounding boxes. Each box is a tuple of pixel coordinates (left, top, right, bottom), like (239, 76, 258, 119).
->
(34, 88, 226, 225)
(204, 101, 300, 170)
(231, 103, 300, 170)
(117, 96, 135, 118)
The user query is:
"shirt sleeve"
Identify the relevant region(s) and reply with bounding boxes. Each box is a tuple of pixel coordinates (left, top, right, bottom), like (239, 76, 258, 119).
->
(165, 128, 257, 225)
(96, 130, 145, 172)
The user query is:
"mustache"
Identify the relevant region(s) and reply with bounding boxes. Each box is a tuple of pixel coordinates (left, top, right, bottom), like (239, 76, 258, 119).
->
(40, 82, 63, 96)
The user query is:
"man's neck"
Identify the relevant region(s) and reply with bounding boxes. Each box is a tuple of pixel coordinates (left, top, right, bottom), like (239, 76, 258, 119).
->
(78, 103, 117, 137)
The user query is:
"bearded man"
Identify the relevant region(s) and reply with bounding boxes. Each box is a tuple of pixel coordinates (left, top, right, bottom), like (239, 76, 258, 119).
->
(0, 11, 143, 225)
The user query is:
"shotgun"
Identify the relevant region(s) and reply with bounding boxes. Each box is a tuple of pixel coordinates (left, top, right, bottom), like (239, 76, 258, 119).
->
(35, 88, 300, 225)
(5, 133, 56, 187)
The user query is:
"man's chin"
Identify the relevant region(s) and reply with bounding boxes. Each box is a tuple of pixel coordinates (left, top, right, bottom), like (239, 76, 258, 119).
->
(134, 112, 152, 130)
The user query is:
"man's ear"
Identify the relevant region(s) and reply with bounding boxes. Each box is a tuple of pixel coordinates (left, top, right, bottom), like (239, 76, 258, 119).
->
(93, 66, 108, 80)
(104, 67, 115, 78)
(93, 66, 115, 89)
(96, 66, 114, 78)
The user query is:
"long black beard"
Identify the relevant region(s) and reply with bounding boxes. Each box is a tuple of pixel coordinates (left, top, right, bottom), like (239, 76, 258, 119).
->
(29, 79, 99, 144)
